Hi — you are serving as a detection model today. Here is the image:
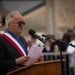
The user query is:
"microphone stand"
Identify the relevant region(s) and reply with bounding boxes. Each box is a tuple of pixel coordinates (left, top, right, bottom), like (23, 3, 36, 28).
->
(42, 35, 75, 75)
(51, 38, 73, 75)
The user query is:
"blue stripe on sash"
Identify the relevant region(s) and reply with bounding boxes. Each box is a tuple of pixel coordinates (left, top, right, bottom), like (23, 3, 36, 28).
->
(5, 30, 28, 55)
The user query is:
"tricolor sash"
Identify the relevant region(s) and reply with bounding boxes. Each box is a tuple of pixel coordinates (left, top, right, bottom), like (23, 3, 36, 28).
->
(1, 33, 27, 56)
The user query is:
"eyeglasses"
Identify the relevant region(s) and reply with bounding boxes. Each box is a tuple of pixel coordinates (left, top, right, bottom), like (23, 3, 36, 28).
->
(11, 21, 26, 26)
(16, 21, 25, 26)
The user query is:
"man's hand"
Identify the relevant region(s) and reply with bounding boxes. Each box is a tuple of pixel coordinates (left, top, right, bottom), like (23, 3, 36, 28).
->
(38, 54, 43, 62)
(16, 56, 30, 65)
(35, 54, 43, 62)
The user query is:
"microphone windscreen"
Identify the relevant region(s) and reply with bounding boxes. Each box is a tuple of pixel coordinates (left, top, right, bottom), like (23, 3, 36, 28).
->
(28, 29, 36, 36)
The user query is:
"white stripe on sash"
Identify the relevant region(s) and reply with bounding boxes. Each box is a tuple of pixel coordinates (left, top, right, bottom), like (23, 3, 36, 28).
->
(3, 33, 26, 56)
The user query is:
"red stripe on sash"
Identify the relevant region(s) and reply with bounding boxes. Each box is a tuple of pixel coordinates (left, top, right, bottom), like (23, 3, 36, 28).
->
(1, 34, 24, 56)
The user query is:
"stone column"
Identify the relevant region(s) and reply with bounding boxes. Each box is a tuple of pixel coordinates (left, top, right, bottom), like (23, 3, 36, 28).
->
(46, 0, 55, 35)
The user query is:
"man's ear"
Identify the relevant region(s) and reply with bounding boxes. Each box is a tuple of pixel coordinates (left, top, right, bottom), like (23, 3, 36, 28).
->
(8, 22, 13, 29)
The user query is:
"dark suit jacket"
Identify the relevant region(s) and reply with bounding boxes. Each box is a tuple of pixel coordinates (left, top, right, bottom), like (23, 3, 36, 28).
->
(0, 35, 27, 75)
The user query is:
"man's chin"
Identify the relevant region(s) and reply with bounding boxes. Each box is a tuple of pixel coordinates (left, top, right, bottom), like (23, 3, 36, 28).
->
(18, 31, 22, 34)
(19, 31, 22, 34)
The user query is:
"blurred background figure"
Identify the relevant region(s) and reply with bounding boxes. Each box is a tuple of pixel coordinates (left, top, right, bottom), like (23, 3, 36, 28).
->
(66, 34, 75, 75)
(43, 37, 51, 52)
(26, 35, 32, 52)
(67, 34, 75, 54)
(30, 36, 37, 46)
(67, 29, 73, 41)
(73, 26, 75, 35)
(59, 29, 73, 53)
(0, 15, 2, 35)
(42, 34, 61, 60)
(0, 15, 2, 28)
(26, 35, 37, 52)
(49, 35, 60, 53)
(49, 35, 62, 59)
(42, 36, 52, 61)
(62, 33, 72, 52)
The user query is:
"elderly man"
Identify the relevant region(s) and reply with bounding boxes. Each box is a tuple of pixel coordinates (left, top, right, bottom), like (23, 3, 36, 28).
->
(0, 11, 40, 75)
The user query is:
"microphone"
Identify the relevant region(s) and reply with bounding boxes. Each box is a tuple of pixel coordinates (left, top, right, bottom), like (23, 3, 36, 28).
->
(42, 34, 50, 38)
(28, 29, 46, 43)
(42, 34, 47, 37)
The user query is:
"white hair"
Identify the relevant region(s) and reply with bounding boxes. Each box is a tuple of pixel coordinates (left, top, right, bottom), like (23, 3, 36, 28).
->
(5, 11, 20, 28)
